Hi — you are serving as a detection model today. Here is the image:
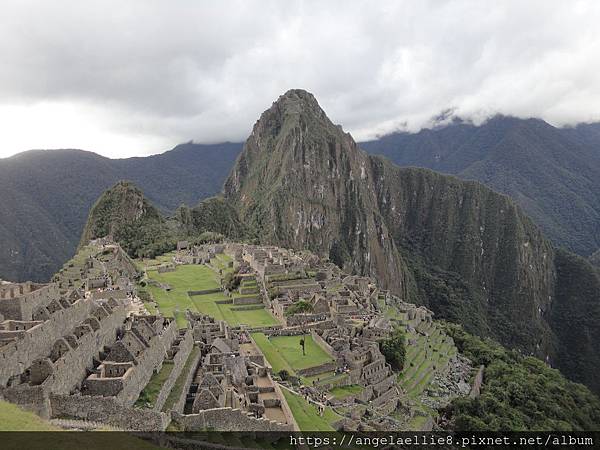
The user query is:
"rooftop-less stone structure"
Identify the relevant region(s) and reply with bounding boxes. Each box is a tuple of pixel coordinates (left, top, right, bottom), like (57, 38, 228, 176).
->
(0, 238, 471, 433)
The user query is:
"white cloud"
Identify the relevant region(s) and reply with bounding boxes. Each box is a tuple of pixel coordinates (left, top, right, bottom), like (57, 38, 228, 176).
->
(1, 0, 599, 158)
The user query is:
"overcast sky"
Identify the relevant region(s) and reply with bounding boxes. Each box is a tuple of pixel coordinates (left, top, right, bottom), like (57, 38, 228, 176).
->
(1, 0, 599, 159)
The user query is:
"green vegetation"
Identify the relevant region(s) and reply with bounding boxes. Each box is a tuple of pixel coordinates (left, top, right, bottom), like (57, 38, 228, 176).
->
(329, 384, 363, 399)
(281, 389, 339, 431)
(590, 249, 600, 267)
(398, 321, 456, 400)
(190, 292, 278, 327)
(146, 264, 219, 327)
(139, 251, 177, 269)
(162, 347, 200, 412)
(285, 299, 313, 316)
(251, 333, 295, 375)
(0, 142, 241, 283)
(0, 403, 164, 449)
(0, 400, 59, 431)
(379, 327, 406, 371)
(550, 249, 600, 395)
(252, 333, 333, 374)
(443, 323, 600, 431)
(135, 362, 174, 407)
(81, 181, 176, 259)
(146, 262, 277, 327)
(223, 271, 240, 291)
(178, 196, 248, 241)
(361, 116, 600, 258)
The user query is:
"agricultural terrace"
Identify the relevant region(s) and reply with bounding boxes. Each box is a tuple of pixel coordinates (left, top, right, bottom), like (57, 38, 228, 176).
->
(143, 258, 277, 328)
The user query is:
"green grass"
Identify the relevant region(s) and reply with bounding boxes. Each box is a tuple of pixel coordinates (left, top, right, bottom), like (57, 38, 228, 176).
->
(302, 371, 335, 385)
(135, 361, 174, 407)
(399, 322, 455, 399)
(148, 264, 219, 290)
(251, 333, 296, 375)
(251, 333, 333, 374)
(281, 389, 339, 431)
(145, 263, 277, 328)
(269, 335, 333, 371)
(210, 254, 235, 275)
(162, 346, 200, 412)
(140, 251, 177, 268)
(329, 384, 363, 399)
(191, 292, 278, 327)
(302, 371, 349, 388)
(0, 400, 164, 448)
(0, 400, 59, 431)
(146, 264, 220, 327)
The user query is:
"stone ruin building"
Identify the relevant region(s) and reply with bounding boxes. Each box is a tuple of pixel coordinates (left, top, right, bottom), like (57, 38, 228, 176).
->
(176, 312, 295, 431)
(0, 238, 471, 433)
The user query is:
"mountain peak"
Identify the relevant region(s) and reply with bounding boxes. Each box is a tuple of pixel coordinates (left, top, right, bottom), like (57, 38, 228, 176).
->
(251, 89, 333, 136)
(79, 180, 166, 256)
(274, 88, 321, 110)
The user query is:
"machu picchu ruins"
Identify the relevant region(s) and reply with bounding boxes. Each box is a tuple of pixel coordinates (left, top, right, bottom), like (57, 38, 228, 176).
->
(0, 237, 474, 434)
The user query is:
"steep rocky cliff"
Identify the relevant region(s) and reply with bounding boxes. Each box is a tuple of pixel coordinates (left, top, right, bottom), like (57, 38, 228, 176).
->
(223, 89, 558, 358)
(550, 250, 600, 393)
(224, 91, 411, 298)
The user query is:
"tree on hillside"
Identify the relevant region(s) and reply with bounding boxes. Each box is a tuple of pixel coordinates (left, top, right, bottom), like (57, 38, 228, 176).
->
(285, 299, 313, 316)
(379, 327, 406, 371)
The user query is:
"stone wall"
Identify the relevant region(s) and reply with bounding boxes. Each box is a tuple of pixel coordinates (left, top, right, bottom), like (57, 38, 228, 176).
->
(172, 408, 293, 432)
(0, 297, 95, 386)
(263, 320, 335, 335)
(232, 296, 261, 305)
(40, 303, 126, 395)
(0, 283, 59, 321)
(0, 384, 50, 417)
(247, 324, 283, 333)
(83, 319, 179, 406)
(370, 387, 399, 408)
(262, 328, 305, 337)
(0, 302, 127, 416)
(285, 313, 328, 327)
(171, 346, 203, 414)
(49, 394, 170, 431)
(297, 361, 337, 378)
(153, 329, 194, 412)
(230, 305, 264, 311)
(188, 289, 222, 296)
(311, 330, 335, 357)
(273, 383, 299, 431)
(118, 320, 179, 406)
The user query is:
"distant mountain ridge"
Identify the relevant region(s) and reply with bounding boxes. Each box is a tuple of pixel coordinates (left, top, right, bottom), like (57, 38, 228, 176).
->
(360, 116, 600, 258)
(0, 142, 241, 282)
(3, 107, 600, 286)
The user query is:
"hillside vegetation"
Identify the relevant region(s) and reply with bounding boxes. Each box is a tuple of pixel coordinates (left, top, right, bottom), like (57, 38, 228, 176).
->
(361, 116, 600, 259)
(443, 324, 600, 431)
(0, 142, 241, 282)
(80, 181, 176, 258)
